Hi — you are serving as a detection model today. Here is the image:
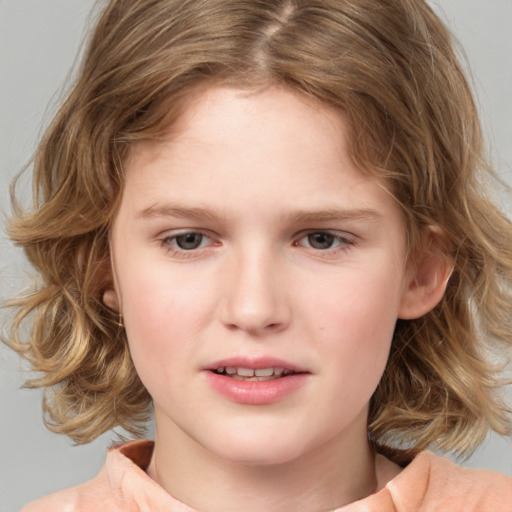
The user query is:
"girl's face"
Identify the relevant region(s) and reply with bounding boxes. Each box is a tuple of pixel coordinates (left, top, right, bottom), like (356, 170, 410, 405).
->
(109, 85, 414, 465)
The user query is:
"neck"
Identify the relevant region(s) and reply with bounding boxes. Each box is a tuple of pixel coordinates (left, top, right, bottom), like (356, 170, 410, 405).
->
(147, 410, 381, 512)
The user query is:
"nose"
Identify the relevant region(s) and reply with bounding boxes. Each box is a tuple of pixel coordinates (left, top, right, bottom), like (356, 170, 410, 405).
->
(219, 247, 291, 335)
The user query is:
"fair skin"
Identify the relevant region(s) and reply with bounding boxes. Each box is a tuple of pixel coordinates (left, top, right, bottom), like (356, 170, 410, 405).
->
(104, 85, 448, 512)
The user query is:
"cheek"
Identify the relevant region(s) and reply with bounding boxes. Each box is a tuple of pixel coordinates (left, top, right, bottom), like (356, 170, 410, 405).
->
(118, 266, 211, 385)
(120, 257, 211, 330)
(306, 260, 403, 337)
(308, 266, 403, 387)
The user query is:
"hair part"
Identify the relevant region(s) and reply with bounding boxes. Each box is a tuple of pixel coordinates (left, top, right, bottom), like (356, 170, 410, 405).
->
(4, 0, 512, 460)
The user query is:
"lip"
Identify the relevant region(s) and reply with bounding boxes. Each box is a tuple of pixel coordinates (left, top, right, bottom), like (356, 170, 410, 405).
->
(203, 356, 310, 405)
(204, 356, 309, 373)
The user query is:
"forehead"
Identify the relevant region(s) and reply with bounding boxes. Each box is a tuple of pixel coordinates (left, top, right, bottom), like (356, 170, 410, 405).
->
(125, 84, 347, 169)
(119, 85, 400, 226)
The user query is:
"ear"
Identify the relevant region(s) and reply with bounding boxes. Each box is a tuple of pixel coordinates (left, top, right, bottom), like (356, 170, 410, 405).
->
(103, 287, 120, 312)
(97, 257, 120, 312)
(398, 227, 453, 320)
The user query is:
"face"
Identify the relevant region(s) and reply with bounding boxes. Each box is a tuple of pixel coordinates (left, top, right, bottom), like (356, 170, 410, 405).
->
(109, 85, 414, 466)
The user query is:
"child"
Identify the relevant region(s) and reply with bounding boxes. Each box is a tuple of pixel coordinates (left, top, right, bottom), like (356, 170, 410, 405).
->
(4, 0, 512, 510)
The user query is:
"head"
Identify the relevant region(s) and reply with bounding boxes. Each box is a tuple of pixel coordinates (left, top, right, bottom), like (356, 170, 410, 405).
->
(8, 0, 512, 461)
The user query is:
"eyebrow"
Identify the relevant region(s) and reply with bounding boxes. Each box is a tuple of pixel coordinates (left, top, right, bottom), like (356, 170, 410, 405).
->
(138, 204, 225, 222)
(137, 203, 382, 224)
(280, 207, 383, 224)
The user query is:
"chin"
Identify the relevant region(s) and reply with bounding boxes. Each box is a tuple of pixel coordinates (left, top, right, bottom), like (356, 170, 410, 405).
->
(203, 429, 316, 468)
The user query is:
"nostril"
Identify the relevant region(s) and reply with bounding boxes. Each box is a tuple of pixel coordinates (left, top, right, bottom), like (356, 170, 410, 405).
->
(218, 279, 291, 334)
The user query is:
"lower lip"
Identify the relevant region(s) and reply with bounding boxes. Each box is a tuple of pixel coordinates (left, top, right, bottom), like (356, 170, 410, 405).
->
(204, 371, 309, 405)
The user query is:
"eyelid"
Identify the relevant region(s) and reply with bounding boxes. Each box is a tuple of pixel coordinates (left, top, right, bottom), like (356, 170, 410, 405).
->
(294, 229, 356, 251)
(160, 227, 215, 240)
(160, 229, 220, 257)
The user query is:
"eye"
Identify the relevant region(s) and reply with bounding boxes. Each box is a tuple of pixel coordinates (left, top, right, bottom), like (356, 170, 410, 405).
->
(296, 231, 354, 251)
(174, 232, 205, 250)
(162, 231, 212, 253)
(307, 232, 336, 249)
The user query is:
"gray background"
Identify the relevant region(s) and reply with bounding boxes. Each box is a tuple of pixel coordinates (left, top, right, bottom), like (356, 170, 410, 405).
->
(1, 1, 511, 510)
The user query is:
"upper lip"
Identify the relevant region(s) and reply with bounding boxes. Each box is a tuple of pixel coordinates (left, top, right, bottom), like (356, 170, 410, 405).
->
(204, 356, 309, 373)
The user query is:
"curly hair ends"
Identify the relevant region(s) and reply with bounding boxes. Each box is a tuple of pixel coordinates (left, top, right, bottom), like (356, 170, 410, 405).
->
(4, 0, 512, 457)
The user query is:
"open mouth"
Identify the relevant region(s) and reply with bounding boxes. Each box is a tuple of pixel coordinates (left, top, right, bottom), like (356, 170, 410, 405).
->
(212, 366, 298, 381)
(205, 361, 309, 403)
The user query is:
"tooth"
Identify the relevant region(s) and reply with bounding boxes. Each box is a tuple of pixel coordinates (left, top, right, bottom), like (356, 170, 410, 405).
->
(274, 367, 284, 376)
(216, 367, 224, 373)
(237, 367, 255, 377)
(255, 368, 274, 377)
(226, 367, 237, 375)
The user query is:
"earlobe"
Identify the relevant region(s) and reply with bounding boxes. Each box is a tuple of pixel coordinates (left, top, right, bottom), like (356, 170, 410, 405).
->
(99, 250, 121, 313)
(103, 287, 120, 312)
(398, 227, 454, 320)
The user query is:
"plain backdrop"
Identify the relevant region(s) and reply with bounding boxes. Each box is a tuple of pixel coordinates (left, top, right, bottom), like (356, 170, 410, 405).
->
(1, 1, 511, 511)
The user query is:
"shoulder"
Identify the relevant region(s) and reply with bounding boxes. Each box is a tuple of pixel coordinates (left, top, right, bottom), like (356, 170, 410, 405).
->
(20, 466, 129, 512)
(21, 475, 126, 512)
(387, 451, 512, 511)
(425, 452, 512, 509)
(20, 440, 155, 512)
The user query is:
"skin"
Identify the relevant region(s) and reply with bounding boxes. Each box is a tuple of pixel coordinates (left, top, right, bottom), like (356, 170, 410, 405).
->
(105, 85, 448, 512)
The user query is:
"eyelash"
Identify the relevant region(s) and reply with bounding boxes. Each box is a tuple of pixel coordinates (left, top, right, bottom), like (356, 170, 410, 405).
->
(161, 231, 215, 258)
(160, 230, 355, 258)
(294, 231, 355, 255)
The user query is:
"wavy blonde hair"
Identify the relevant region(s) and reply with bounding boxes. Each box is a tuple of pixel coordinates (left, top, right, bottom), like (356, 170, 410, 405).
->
(5, 0, 512, 461)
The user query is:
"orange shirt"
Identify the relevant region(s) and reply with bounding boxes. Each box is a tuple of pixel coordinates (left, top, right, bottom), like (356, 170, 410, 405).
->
(22, 439, 512, 511)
